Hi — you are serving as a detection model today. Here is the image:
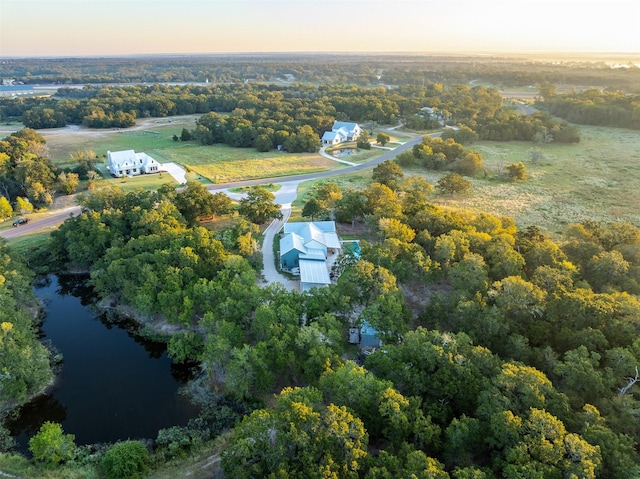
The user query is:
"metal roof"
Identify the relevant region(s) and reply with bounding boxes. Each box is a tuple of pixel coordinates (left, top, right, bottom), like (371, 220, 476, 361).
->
(299, 259, 331, 285)
(280, 232, 307, 256)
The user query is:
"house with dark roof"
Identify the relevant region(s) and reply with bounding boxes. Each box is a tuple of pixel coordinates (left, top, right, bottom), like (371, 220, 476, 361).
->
(107, 150, 161, 178)
(279, 221, 342, 291)
(321, 121, 362, 146)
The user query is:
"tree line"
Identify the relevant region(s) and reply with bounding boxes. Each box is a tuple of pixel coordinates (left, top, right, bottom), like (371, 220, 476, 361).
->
(0, 241, 54, 449)
(2, 83, 578, 152)
(0, 129, 96, 212)
(3, 54, 639, 92)
(540, 87, 640, 129)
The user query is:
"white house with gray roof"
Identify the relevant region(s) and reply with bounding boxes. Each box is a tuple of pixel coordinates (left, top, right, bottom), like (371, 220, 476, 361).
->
(280, 221, 342, 291)
(107, 150, 161, 178)
(321, 121, 362, 146)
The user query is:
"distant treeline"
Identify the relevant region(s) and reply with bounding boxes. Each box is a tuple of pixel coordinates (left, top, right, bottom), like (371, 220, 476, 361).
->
(1, 83, 578, 152)
(2, 54, 639, 91)
(540, 88, 640, 129)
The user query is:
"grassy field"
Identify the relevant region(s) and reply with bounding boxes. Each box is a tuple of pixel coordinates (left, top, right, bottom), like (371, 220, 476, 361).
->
(38, 115, 342, 183)
(40, 116, 201, 166)
(425, 125, 640, 237)
(161, 144, 338, 183)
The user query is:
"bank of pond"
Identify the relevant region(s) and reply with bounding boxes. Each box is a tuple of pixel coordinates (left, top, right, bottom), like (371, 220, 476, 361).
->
(7, 274, 200, 453)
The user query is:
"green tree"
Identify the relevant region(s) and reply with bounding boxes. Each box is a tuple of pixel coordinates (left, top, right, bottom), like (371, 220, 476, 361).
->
(302, 197, 328, 221)
(180, 128, 192, 141)
(490, 276, 546, 319)
(501, 409, 600, 479)
(584, 250, 630, 292)
(100, 440, 150, 479)
(254, 134, 273, 152)
(28, 422, 76, 464)
(372, 160, 404, 190)
(14, 196, 33, 215)
(449, 253, 490, 296)
(399, 175, 433, 216)
(175, 181, 232, 225)
(453, 152, 483, 176)
(357, 130, 372, 149)
(221, 387, 368, 479)
(377, 132, 390, 146)
(56, 172, 80, 195)
(506, 162, 528, 181)
(335, 189, 367, 228)
(0, 196, 11, 220)
(378, 217, 416, 242)
(237, 186, 282, 224)
(437, 173, 472, 195)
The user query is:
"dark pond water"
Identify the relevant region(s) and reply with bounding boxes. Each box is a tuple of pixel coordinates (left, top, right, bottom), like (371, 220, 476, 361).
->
(331, 148, 358, 158)
(8, 275, 199, 452)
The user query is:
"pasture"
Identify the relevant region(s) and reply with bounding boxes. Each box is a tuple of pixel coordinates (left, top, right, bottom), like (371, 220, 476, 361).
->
(431, 125, 640, 236)
(39, 115, 342, 183)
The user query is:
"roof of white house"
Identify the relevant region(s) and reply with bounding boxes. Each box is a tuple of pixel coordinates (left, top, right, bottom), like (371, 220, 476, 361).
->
(108, 150, 137, 168)
(108, 150, 159, 169)
(322, 131, 340, 141)
(299, 259, 331, 285)
(332, 121, 360, 133)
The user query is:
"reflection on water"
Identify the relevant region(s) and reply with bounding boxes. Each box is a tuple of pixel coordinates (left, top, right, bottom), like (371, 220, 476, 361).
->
(8, 275, 199, 452)
(331, 148, 358, 158)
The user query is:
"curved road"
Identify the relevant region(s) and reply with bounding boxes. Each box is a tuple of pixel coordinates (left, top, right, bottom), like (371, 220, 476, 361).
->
(1, 130, 430, 240)
(207, 131, 426, 194)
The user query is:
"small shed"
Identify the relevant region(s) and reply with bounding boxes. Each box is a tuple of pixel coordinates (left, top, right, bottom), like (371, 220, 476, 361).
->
(360, 321, 382, 348)
(348, 327, 360, 344)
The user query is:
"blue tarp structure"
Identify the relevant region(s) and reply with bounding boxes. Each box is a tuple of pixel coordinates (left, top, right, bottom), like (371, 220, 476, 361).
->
(360, 321, 382, 348)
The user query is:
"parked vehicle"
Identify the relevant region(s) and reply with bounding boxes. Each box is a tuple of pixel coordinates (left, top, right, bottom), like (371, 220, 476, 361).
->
(12, 218, 29, 227)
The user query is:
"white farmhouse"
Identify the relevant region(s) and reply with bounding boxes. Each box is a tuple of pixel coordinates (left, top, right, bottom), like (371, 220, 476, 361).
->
(107, 150, 161, 178)
(321, 121, 362, 146)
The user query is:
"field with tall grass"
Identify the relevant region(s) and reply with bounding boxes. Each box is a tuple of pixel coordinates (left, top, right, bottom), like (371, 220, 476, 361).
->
(429, 125, 640, 236)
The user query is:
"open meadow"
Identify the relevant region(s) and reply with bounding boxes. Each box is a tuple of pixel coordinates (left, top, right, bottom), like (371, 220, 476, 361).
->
(429, 125, 640, 237)
(38, 115, 342, 183)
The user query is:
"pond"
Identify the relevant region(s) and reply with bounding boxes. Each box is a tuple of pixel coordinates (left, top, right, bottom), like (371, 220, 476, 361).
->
(330, 148, 358, 158)
(7, 275, 199, 453)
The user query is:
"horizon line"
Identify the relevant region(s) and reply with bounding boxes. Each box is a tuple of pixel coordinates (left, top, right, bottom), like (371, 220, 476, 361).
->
(3, 50, 640, 60)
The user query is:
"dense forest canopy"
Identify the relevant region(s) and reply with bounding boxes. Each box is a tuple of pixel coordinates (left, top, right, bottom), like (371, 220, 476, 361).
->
(538, 87, 640, 129)
(21, 161, 640, 477)
(1, 82, 579, 153)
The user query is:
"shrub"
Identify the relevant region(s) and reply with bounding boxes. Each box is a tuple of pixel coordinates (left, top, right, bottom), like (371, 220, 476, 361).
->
(100, 440, 149, 479)
(28, 422, 76, 464)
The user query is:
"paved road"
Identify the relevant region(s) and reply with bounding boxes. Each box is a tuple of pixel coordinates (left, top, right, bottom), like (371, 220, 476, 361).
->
(207, 131, 427, 194)
(2, 130, 430, 240)
(0, 206, 81, 240)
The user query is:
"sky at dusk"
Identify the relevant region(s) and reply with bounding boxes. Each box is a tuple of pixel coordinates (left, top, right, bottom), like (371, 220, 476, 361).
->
(1, 0, 639, 57)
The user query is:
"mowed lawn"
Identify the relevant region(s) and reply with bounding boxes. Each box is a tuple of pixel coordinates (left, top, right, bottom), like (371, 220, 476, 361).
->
(426, 125, 640, 237)
(41, 115, 201, 166)
(160, 144, 339, 183)
(41, 115, 342, 183)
